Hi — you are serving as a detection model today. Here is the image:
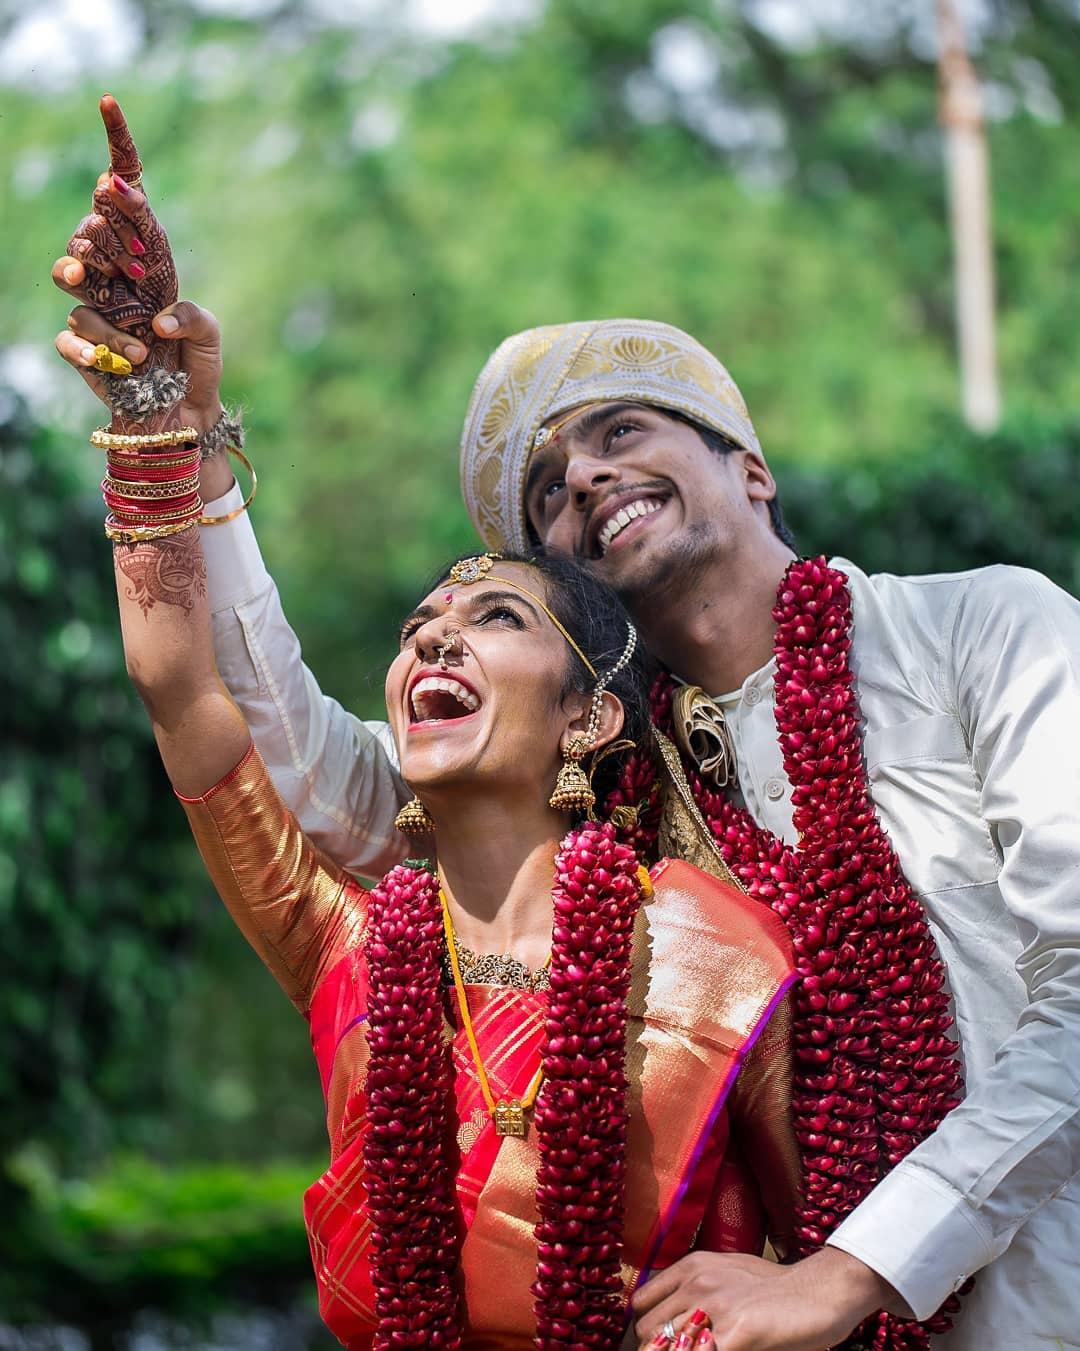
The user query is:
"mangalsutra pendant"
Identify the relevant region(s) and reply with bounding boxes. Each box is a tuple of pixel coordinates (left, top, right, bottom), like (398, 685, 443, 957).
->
(443, 891, 544, 1142)
(493, 1100, 527, 1138)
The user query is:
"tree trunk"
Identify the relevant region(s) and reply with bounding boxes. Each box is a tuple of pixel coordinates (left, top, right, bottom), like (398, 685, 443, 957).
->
(936, 0, 1001, 432)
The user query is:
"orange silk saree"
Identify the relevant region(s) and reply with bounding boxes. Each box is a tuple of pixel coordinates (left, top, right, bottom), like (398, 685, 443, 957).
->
(181, 747, 798, 1350)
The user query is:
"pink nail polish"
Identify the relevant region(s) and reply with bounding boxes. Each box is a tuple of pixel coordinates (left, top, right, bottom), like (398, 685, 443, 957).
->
(674, 1334, 694, 1351)
(129, 260, 146, 280)
(688, 1310, 708, 1328)
(648, 1335, 669, 1349)
(694, 1333, 713, 1350)
(130, 236, 146, 256)
(112, 173, 130, 195)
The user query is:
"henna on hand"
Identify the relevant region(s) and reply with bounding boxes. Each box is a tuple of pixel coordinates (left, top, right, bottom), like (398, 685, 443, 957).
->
(66, 210, 123, 277)
(101, 92, 142, 183)
(107, 181, 179, 337)
(64, 97, 179, 357)
(114, 529, 207, 618)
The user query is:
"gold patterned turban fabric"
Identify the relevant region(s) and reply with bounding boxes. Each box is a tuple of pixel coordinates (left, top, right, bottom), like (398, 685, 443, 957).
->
(459, 318, 761, 552)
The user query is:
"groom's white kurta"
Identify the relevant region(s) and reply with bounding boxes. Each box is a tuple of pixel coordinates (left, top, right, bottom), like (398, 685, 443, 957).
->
(203, 483, 1080, 1350)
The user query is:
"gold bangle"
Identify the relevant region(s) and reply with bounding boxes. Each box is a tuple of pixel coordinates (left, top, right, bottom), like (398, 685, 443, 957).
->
(103, 473, 201, 499)
(105, 517, 199, 544)
(107, 451, 201, 470)
(91, 425, 200, 450)
(199, 446, 257, 526)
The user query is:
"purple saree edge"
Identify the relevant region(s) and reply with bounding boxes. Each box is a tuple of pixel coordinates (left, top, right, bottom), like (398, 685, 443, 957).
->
(630, 966, 800, 1300)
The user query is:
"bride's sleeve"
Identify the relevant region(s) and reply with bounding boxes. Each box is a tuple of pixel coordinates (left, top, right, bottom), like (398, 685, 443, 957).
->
(176, 742, 368, 1014)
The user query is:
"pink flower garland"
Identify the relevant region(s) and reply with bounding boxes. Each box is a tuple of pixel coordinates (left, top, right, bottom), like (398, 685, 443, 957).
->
(363, 828, 644, 1347)
(606, 558, 967, 1350)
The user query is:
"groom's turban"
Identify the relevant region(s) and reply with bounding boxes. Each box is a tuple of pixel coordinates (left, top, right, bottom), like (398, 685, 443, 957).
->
(459, 319, 761, 553)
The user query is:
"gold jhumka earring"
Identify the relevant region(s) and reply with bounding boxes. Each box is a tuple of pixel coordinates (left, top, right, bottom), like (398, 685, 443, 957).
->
(394, 797, 435, 835)
(549, 735, 595, 814)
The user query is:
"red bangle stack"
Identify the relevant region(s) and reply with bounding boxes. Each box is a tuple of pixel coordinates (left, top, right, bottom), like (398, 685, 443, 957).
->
(94, 425, 203, 543)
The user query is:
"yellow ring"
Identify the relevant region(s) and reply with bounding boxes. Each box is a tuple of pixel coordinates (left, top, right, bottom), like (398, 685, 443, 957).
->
(91, 345, 133, 377)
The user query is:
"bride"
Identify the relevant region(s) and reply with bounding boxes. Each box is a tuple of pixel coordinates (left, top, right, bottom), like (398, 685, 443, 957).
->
(52, 97, 799, 1351)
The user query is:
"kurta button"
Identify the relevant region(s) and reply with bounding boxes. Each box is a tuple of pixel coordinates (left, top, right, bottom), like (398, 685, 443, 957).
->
(744, 687, 762, 706)
(765, 778, 785, 800)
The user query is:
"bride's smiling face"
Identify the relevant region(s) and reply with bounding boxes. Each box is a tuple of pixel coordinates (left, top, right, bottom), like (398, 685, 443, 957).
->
(384, 563, 594, 804)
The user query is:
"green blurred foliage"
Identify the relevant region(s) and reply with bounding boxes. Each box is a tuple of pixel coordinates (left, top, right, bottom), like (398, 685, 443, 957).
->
(0, 398, 200, 1166)
(2, 0, 1079, 1336)
(783, 411, 1080, 592)
(5, 0, 1080, 719)
(0, 396, 331, 1326)
(5, 1147, 324, 1325)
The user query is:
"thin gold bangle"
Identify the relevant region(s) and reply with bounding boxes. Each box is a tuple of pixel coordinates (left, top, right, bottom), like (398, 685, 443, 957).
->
(199, 446, 257, 526)
(107, 451, 201, 470)
(103, 473, 201, 499)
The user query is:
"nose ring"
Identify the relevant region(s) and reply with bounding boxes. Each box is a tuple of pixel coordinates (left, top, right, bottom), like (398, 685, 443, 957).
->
(435, 629, 461, 668)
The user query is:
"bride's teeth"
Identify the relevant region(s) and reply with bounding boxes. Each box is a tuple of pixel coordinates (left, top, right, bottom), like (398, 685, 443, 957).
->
(410, 675, 480, 719)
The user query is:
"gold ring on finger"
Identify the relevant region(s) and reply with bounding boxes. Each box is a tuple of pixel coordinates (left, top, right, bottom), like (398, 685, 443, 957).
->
(108, 168, 143, 189)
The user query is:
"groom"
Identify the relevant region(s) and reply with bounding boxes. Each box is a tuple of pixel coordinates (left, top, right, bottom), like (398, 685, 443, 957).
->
(56, 282, 1080, 1348)
(205, 314, 1080, 1351)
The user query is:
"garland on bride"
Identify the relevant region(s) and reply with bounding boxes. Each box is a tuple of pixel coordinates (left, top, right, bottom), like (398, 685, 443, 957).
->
(362, 823, 645, 1349)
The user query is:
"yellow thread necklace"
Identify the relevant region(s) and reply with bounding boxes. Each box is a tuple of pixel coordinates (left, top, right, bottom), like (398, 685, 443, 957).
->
(440, 890, 547, 1139)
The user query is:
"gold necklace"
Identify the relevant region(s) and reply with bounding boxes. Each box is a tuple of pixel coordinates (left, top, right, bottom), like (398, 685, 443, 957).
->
(440, 891, 546, 1138)
(442, 934, 551, 992)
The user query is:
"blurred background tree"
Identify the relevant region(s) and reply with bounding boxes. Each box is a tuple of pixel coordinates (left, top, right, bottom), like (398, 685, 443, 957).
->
(2, 0, 1078, 1343)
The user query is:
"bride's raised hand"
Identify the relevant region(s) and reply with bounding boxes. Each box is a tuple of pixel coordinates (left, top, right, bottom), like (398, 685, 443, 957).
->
(51, 94, 179, 367)
(52, 96, 226, 455)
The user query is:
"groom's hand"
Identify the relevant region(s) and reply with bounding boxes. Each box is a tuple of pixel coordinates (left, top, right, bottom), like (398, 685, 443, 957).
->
(54, 299, 224, 435)
(633, 1247, 897, 1351)
(54, 299, 232, 500)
